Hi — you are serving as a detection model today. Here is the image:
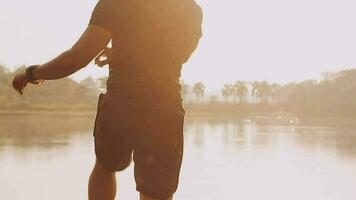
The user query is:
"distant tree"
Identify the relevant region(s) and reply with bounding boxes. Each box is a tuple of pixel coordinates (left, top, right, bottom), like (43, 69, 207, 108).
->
(259, 81, 271, 103)
(0, 64, 10, 85)
(0, 64, 9, 104)
(270, 83, 281, 103)
(231, 84, 238, 103)
(193, 82, 205, 101)
(251, 81, 259, 103)
(287, 80, 317, 112)
(80, 76, 98, 90)
(97, 76, 108, 90)
(221, 84, 233, 102)
(235, 81, 248, 103)
(251, 81, 271, 103)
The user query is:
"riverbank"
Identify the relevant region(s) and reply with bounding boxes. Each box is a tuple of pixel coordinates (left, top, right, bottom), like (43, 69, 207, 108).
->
(2, 108, 356, 128)
(2, 102, 356, 126)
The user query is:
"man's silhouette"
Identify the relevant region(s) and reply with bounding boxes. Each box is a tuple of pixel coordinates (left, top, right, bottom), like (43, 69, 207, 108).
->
(12, 0, 202, 199)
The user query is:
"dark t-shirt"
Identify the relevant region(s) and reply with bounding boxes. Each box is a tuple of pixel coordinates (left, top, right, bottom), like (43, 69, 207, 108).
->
(89, 0, 203, 112)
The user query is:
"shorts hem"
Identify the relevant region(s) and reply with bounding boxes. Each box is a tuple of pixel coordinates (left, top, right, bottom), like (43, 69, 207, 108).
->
(137, 188, 175, 200)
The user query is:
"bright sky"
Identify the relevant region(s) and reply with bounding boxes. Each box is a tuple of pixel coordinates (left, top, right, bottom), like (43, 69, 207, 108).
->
(1, 0, 356, 89)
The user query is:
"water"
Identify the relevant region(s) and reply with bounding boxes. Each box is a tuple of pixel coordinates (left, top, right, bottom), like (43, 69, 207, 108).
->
(1, 114, 356, 200)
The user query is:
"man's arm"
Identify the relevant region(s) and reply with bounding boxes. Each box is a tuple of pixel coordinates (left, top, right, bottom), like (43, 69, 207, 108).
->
(12, 25, 112, 95)
(32, 25, 112, 80)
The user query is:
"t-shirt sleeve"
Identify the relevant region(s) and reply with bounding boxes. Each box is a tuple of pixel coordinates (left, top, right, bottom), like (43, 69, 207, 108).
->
(89, 0, 114, 33)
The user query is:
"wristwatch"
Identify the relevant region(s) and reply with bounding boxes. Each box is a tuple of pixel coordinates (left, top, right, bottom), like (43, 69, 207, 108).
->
(25, 65, 39, 83)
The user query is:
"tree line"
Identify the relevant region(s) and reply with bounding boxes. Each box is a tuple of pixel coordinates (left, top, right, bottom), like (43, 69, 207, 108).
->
(182, 69, 356, 117)
(1, 64, 356, 117)
(182, 80, 281, 103)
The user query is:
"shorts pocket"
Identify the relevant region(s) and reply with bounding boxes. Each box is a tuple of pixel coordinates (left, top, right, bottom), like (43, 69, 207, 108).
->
(93, 93, 106, 136)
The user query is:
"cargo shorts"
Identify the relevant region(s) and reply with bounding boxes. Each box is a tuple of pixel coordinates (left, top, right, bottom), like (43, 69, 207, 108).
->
(93, 93, 185, 199)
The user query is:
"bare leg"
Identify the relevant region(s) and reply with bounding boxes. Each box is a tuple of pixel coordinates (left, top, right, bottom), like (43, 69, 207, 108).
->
(88, 160, 117, 200)
(140, 193, 173, 200)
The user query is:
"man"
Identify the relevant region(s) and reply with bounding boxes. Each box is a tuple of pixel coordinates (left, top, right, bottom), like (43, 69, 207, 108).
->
(12, 0, 202, 200)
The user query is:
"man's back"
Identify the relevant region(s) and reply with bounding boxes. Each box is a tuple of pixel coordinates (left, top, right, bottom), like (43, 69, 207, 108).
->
(90, 0, 203, 111)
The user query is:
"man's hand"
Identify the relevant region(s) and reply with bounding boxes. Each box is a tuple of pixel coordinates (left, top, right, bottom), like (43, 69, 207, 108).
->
(12, 73, 28, 95)
(12, 72, 44, 95)
(95, 47, 112, 67)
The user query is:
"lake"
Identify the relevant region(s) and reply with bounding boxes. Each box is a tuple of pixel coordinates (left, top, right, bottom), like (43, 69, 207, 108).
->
(0, 114, 356, 200)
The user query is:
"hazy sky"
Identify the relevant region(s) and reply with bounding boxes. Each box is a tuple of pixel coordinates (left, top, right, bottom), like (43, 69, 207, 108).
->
(1, 0, 356, 88)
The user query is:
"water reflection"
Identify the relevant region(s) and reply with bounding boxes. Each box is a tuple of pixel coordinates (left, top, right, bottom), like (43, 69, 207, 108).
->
(0, 115, 94, 163)
(0, 115, 92, 147)
(184, 116, 356, 159)
(0, 115, 356, 200)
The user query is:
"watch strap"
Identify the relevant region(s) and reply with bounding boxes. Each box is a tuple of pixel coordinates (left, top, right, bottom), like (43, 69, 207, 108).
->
(25, 65, 39, 83)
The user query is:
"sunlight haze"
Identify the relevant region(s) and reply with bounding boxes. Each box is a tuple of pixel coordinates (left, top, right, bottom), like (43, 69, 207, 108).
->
(1, 0, 356, 88)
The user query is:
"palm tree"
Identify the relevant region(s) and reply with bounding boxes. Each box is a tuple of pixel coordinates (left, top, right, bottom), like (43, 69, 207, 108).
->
(193, 82, 205, 101)
(232, 84, 238, 103)
(251, 81, 259, 103)
(258, 81, 270, 103)
(251, 81, 271, 103)
(235, 81, 248, 103)
(251, 81, 260, 102)
(221, 84, 233, 102)
(270, 83, 281, 103)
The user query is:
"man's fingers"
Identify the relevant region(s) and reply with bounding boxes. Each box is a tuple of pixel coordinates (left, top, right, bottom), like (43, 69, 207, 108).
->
(17, 83, 24, 95)
(95, 53, 106, 65)
(95, 47, 112, 67)
(15, 86, 23, 95)
(95, 57, 110, 67)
